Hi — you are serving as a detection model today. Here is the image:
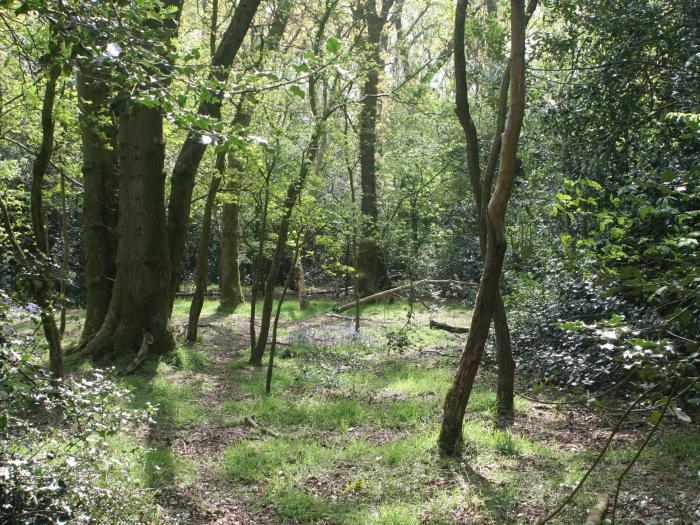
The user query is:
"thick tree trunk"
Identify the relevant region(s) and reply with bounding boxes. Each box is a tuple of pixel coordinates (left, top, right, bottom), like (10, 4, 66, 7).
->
(166, 0, 262, 310)
(77, 69, 119, 345)
(187, 173, 221, 342)
(356, 0, 394, 295)
(439, 0, 527, 456)
(84, 104, 174, 357)
(30, 64, 63, 378)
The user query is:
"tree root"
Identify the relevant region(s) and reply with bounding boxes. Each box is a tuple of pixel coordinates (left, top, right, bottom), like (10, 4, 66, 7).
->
(125, 332, 154, 374)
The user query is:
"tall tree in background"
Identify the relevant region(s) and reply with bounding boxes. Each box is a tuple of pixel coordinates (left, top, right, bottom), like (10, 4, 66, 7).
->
(249, 0, 339, 365)
(439, 0, 528, 456)
(29, 62, 64, 377)
(219, 1, 292, 310)
(356, 0, 394, 295)
(166, 0, 262, 311)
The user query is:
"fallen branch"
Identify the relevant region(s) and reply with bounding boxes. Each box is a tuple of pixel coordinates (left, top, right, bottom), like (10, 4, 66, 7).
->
(421, 349, 460, 358)
(333, 280, 476, 313)
(243, 415, 280, 437)
(584, 495, 609, 525)
(125, 332, 154, 374)
(429, 319, 469, 334)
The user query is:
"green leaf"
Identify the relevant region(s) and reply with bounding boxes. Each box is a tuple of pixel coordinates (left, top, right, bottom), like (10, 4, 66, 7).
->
(0, 413, 6, 430)
(649, 411, 663, 425)
(326, 36, 341, 54)
(289, 85, 305, 99)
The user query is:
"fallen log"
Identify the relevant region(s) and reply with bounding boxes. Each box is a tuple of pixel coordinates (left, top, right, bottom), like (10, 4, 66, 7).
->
(584, 495, 609, 525)
(429, 319, 469, 334)
(333, 280, 476, 313)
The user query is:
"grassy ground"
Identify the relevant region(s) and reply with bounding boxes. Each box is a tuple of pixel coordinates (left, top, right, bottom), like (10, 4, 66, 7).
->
(64, 297, 699, 524)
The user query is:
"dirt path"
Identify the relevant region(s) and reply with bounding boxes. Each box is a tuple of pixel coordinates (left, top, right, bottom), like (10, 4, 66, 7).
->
(155, 308, 358, 524)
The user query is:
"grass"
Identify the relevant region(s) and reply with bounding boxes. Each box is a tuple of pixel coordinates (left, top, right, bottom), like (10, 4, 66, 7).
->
(50, 297, 700, 524)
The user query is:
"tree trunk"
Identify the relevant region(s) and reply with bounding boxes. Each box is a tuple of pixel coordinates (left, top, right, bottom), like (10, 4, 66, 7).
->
(356, 0, 394, 295)
(166, 0, 262, 310)
(77, 68, 119, 345)
(249, 178, 303, 365)
(30, 64, 63, 378)
(219, 194, 244, 310)
(296, 259, 308, 309)
(493, 293, 515, 416)
(439, 0, 527, 457)
(84, 104, 174, 357)
(187, 173, 221, 342)
(219, 108, 251, 310)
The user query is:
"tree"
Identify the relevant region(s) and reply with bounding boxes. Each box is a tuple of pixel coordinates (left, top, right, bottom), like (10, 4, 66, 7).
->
(355, 0, 394, 295)
(29, 62, 64, 378)
(83, 0, 183, 358)
(77, 66, 118, 345)
(439, 0, 528, 456)
(166, 0, 263, 310)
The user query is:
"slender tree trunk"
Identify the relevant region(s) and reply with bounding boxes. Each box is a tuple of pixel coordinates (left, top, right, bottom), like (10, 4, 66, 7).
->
(296, 259, 308, 309)
(219, 108, 252, 310)
(439, 0, 527, 456)
(77, 69, 119, 345)
(166, 0, 262, 310)
(30, 64, 63, 378)
(84, 104, 174, 357)
(250, 177, 304, 365)
(266, 230, 303, 393)
(356, 0, 394, 295)
(187, 173, 221, 342)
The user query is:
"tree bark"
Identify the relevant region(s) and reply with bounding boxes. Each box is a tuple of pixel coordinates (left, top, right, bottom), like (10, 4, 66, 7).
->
(249, 174, 305, 365)
(296, 259, 308, 309)
(166, 0, 262, 310)
(219, 107, 252, 309)
(84, 104, 174, 357)
(356, 0, 394, 295)
(77, 68, 119, 345)
(30, 64, 63, 378)
(187, 173, 221, 342)
(438, 0, 527, 456)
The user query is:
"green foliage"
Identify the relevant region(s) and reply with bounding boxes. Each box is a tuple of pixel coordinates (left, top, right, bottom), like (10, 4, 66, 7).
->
(0, 310, 159, 523)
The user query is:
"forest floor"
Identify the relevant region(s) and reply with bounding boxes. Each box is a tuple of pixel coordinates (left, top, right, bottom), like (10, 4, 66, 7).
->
(65, 297, 700, 525)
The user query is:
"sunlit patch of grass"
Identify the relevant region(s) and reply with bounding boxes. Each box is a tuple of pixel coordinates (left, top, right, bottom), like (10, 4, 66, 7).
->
(121, 374, 210, 427)
(142, 446, 197, 488)
(162, 345, 210, 371)
(223, 438, 333, 481)
(276, 299, 335, 321)
(268, 481, 350, 523)
(383, 367, 451, 396)
(171, 297, 220, 318)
